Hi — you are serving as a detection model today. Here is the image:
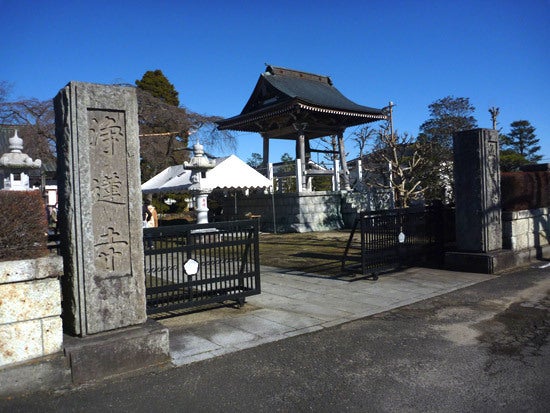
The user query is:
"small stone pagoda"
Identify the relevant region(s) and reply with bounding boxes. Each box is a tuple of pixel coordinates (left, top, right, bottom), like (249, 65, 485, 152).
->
(0, 130, 42, 190)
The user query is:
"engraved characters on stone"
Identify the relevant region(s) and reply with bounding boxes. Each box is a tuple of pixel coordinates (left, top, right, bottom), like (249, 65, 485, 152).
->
(88, 110, 130, 277)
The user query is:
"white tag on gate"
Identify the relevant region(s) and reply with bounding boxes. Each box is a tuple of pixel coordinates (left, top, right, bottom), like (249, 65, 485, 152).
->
(398, 232, 406, 243)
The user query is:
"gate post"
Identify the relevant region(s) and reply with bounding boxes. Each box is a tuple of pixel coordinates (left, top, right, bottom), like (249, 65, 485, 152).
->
(445, 128, 514, 273)
(54, 82, 169, 384)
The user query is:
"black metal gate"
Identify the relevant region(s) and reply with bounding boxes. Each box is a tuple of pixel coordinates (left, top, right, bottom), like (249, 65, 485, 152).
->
(144, 220, 261, 315)
(341, 204, 455, 278)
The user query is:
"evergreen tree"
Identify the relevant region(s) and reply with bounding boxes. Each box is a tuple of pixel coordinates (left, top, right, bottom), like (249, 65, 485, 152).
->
(246, 153, 263, 168)
(499, 149, 529, 172)
(418, 96, 477, 154)
(417, 96, 478, 202)
(279, 153, 296, 192)
(135, 69, 180, 107)
(503, 120, 542, 163)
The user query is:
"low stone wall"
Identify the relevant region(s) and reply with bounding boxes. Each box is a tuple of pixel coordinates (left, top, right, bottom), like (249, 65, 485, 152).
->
(218, 191, 345, 232)
(340, 191, 393, 228)
(0, 256, 63, 368)
(502, 207, 549, 253)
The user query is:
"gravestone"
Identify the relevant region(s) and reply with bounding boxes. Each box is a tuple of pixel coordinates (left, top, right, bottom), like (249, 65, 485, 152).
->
(54, 82, 169, 382)
(445, 128, 514, 273)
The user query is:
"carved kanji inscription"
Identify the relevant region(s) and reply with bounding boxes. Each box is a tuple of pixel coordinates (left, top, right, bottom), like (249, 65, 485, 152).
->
(88, 110, 131, 278)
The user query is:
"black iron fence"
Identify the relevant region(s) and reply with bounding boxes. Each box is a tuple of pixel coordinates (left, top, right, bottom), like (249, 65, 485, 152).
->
(144, 220, 261, 315)
(342, 204, 455, 278)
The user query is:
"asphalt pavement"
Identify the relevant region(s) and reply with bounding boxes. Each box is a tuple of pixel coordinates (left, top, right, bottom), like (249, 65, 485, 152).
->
(1, 262, 549, 412)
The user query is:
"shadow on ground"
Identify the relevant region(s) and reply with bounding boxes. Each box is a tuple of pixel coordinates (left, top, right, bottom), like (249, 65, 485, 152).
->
(259, 230, 357, 278)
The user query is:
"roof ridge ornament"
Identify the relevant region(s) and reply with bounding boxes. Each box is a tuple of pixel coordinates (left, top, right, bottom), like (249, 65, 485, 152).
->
(265, 65, 332, 85)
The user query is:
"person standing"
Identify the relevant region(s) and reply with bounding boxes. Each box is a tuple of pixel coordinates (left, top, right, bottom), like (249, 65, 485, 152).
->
(147, 204, 158, 228)
(143, 204, 151, 228)
(49, 204, 58, 233)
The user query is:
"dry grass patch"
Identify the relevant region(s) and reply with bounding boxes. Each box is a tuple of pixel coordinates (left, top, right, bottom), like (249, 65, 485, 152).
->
(259, 230, 354, 277)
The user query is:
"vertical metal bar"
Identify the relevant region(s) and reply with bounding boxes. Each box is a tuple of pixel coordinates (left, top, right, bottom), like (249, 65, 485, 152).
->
(238, 225, 252, 289)
(209, 231, 214, 298)
(254, 220, 260, 292)
(222, 224, 227, 282)
(203, 235, 208, 302)
(360, 213, 367, 275)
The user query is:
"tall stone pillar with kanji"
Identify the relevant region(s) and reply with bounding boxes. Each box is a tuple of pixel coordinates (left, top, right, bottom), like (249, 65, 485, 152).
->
(54, 82, 169, 384)
(454, 128, 502, 252)
(445, 128, 514, 273)
(54, 82, 147, 336)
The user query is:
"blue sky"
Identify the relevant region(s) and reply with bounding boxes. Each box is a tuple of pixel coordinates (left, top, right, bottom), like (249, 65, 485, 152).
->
(1, 0, 548, 164)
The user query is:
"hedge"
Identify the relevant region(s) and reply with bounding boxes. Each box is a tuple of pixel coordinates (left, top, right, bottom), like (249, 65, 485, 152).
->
(501, 171, 550, 211)
(0, 190, 49, 261)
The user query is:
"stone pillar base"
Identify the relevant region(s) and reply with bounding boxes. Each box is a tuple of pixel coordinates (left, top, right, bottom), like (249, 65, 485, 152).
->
(63, 319, 170, 385)
(445, 250, 517, 274)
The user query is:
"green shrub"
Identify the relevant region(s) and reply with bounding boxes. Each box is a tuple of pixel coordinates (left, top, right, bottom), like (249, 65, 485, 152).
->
(0, 190, 49, 261)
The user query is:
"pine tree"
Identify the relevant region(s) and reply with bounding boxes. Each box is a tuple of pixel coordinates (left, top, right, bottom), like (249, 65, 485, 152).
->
(417, 96, 478, 202)
(135, 69, 180, 107)
(418, 96, 478, 154)
(503, 120, 542, 163)
(246, 153, 263, 168)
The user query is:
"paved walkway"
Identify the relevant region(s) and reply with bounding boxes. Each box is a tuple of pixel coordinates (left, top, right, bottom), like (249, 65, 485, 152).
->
(159, 266, 495, 366)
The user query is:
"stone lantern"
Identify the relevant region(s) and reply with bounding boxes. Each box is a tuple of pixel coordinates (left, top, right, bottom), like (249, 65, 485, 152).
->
(184, 141, 216, 224)
(0, 130, 42, 190)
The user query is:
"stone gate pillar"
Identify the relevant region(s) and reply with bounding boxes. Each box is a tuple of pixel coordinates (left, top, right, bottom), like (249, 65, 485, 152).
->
(454, 128, 501, 252)
(55, 82, 146, 336)
(445, 128, 513, 273)
(54, 82, 169, 383)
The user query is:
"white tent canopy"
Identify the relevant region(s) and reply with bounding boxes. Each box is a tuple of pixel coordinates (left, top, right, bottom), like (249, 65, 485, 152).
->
(141, 164, 187, 194)
(141, 155, 272, 194)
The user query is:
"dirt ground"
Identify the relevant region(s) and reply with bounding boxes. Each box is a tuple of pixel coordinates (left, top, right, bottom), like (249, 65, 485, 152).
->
(258, 230, 355, 277)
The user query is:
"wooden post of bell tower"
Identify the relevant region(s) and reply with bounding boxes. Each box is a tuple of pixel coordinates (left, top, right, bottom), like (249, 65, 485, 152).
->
(262, 135, 269, 172)
(294, 123, 308, 192)
(337, 131, 351, 190)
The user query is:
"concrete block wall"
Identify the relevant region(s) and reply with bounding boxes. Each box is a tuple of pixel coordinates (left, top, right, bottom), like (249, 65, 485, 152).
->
(0, 256, 63, 367)
(502, 207, 549, 251)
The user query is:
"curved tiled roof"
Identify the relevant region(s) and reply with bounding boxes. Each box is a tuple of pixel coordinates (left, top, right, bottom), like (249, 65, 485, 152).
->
(260, 65, 383, 115)
(217, 65, 386, 136)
